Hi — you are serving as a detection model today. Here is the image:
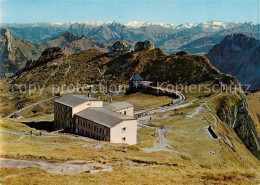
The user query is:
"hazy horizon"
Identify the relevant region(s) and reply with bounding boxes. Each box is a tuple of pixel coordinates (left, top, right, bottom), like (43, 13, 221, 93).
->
(0, 0, 259, 25)
(0, 20, 258, 26)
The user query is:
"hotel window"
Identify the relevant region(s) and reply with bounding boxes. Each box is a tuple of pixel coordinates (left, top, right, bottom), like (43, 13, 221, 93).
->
(75, 118, 78, 124)
(122, 127, 126, 133)
(122, 137, 126, 142)
(104, 129, 107, 136)
(99, 128, 102, 133)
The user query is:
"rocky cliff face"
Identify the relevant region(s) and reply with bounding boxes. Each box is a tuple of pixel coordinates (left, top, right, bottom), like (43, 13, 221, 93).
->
(205, 34, 260, 90)
(0, 28, 43, 77)
(23, 47, 65, 71)
(216, 94, 260, 159)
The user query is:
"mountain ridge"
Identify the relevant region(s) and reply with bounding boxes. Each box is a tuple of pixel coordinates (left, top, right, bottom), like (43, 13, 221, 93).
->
(2, 21, 258, 55)
(42, 31, 105, 54)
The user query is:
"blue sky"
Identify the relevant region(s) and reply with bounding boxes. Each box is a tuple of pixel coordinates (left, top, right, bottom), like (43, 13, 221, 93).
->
(0, 0, 259, 24)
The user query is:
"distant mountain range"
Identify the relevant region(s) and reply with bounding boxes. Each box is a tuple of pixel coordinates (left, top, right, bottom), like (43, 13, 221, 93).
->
(1, 21, 259, 90)
(2, 21, 259, 55)
(206, 33, 260, 91)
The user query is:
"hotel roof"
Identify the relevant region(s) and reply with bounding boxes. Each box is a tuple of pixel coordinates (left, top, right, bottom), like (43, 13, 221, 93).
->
(104, 101, 133, 111)
(54, 94, 97, 107)
(75, 107, 135, 128)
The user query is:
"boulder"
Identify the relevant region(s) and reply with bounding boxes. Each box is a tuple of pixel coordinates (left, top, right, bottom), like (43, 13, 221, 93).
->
(108, 40, 130, 56)
(134, 40, 154, 52)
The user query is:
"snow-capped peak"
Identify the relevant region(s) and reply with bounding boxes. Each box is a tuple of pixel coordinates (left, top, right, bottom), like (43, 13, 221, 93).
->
(174, 23, 197, 29)
(196, 20, 241, 30)
(124, 21, 176, 28)
(69, 20, 113, 26)
(51, 22, 67, 26)
(124, 21, 199, 29)
(54, 20, 243, 30)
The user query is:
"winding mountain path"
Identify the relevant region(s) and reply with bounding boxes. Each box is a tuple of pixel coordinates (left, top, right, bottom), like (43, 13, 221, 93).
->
(5, 96, 56, 118)
(134, 86, 188, 118)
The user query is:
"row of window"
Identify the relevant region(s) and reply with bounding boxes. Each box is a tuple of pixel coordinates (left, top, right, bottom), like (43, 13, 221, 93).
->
(55, 104, 71, 112)
(55, 113, 70, 119)
(75, 118, 107, 135)
(77, 128, 107, 141)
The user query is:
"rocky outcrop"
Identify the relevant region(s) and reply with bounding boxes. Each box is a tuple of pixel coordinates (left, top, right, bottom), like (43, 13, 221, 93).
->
(217, 94, 260, 159)
(0, 28, 43, 77)
(107, 40, 131, 56)
(134, 40, 154, 51)
(206, 34, 260, 91)
(24, 47, 65, 71)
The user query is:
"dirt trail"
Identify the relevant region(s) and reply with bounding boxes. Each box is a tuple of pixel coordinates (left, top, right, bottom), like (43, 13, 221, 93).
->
(136, 89, 197, 153)
(0, 158, 112, 175)
(141, 124, 181, 153)
(187, 94, 221, 118)
(5, 96, 56, 118)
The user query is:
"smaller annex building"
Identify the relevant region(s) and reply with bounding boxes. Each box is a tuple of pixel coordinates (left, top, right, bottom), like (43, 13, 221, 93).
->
(54, 94, 137, 145)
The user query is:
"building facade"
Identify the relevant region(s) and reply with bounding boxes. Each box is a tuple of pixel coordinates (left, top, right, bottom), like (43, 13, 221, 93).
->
(54, 94, 137, 145)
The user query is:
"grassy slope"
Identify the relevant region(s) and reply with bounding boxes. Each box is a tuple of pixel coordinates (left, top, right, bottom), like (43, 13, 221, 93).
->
(1, 47, 232, 117)
(11, 47, 227, 88)
(247, 91, 260, 133)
